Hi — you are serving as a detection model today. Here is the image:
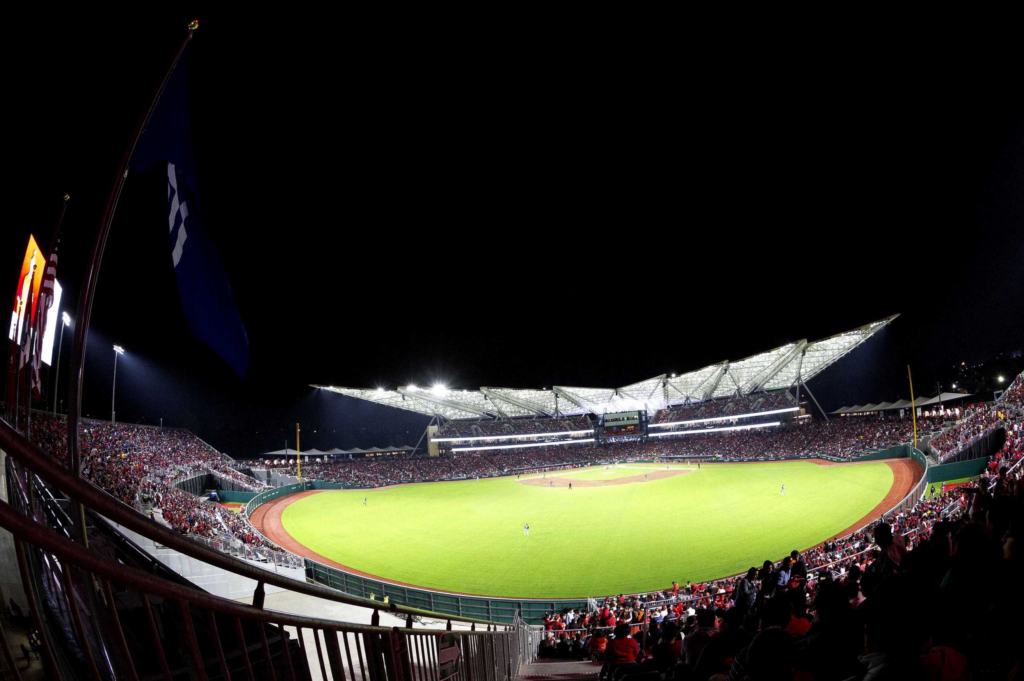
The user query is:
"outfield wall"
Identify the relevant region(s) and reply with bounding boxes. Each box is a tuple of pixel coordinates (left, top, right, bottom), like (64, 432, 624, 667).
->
(927, 458, 989, 483)
(217, 490, 258, 503)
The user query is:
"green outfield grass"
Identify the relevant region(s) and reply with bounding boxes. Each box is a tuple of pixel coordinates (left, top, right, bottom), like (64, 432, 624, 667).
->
(523, 463, 694, 482)
(281, 460, 893, 598)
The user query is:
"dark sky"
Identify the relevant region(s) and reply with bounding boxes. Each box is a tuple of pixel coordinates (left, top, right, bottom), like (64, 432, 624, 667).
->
(7, 12, 1023, 457)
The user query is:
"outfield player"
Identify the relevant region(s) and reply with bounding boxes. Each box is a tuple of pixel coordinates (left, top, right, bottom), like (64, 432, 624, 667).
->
(569, 482, 572, 490)
(524, 523, 530, 537)
(781, 485, 786, 496)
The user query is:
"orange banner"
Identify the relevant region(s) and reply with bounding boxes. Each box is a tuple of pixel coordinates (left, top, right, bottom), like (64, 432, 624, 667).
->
(8, 235, 47, 344)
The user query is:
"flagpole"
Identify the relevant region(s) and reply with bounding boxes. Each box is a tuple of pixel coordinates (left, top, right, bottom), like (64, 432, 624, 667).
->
(66, 21, 198, 545)
(15, 264, 35, 435)
(26, 325, 34, 442)
(44, 195, 70, 417)
(908, 365, 918, 450)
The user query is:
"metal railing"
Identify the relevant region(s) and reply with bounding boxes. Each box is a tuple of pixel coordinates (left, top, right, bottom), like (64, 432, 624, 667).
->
(990, 454, 1024, 490)
(1, 477, 527, 680)
(1, 423, 528, 680)
(0, 418, 507, 630)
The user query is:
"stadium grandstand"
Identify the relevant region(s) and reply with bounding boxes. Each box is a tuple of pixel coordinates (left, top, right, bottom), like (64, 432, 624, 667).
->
(3, 371, 1021, 678)
(5, 343, 1023, 679)
(5, 19, 1023, 681)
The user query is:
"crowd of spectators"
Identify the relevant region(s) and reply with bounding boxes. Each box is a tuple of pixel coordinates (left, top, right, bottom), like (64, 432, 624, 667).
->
(438, 415, 592, 438)
(540, 457, 1022, 679)
(931, 373, 1023, 462)
(27, 414, 278, 555)
(262, 446, 609, 486)
(646, 417, 920, 463)
(652, 392, 795, 425)
(255, 416, 932, 486)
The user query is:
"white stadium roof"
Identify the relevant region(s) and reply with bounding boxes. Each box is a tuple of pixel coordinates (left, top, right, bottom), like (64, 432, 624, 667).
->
(315, 315, 898, 420)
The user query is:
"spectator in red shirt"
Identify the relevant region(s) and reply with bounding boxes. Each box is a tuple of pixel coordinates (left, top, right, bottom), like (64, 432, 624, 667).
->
(587, 631, 608, 661)
(601, 624, 639, 681)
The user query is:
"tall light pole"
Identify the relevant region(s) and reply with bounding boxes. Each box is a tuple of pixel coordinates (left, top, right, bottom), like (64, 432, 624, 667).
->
(53, 312, 71, 415)
(112, 345, 125, 424)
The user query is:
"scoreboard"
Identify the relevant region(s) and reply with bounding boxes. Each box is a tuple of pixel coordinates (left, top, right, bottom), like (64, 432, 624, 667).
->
(602, 411, 642, 438)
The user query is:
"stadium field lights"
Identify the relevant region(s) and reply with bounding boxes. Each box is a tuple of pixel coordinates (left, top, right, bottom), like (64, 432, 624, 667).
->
(647, 406, 799, 429)
(647, 422, 781, 438)
(432, 429, 593, 443)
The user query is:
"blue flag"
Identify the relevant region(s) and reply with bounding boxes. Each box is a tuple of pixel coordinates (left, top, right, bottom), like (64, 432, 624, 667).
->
(131, 47, 249, 378)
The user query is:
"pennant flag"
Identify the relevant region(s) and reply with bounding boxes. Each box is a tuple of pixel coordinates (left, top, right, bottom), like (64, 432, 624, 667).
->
(130, 47, 249, 377)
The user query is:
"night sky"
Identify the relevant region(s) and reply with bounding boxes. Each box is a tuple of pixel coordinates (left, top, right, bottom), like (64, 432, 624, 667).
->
(7, 13, 1023, 458)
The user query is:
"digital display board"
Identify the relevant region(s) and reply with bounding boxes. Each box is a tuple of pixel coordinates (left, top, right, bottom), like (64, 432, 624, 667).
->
(8, 235, 46, 345)
(40, 281, 62, 366)
(603, 411, 640, 426)
(602, 410, 641, 438)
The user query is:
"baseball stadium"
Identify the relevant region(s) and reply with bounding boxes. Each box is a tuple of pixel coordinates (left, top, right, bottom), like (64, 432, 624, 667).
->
(3, 16, 1023, 681)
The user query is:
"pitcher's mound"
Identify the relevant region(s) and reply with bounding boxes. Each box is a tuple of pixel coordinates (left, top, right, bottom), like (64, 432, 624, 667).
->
(519, 468, 694, 488)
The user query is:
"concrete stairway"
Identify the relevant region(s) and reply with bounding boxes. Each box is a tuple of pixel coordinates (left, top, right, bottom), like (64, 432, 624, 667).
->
(520, 659, 602, 681)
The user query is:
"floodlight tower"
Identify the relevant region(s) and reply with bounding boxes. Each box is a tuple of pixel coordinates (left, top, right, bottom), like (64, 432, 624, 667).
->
(52, 312, 71, 415)
(112, 345, 125, 424)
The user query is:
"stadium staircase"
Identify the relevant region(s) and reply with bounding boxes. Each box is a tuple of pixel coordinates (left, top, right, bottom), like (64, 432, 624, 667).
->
(519, 659, 601, 681)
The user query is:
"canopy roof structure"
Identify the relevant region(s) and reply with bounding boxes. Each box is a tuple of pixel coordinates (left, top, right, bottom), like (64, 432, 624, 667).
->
(831, 392, 973, 414)
(317, 315, 898, 421)
(258, 445, 415, 458)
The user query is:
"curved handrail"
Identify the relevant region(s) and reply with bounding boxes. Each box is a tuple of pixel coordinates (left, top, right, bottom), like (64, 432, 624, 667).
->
(0, 497, 513, 635)
(0, 417, 503, 626)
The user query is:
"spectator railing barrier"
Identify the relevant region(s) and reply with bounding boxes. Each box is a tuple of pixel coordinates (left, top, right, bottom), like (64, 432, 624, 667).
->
(0, 479, 527, 680)
(937, 426, 1007, 464)
(173, 470, 211, 496)
(990, 455, 1024, 490)
(1, 417, 508, 630)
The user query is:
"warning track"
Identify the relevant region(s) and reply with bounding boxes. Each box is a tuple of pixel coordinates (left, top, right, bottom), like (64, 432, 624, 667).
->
(818, 458, 923, 537)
